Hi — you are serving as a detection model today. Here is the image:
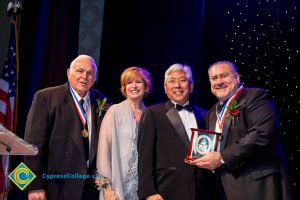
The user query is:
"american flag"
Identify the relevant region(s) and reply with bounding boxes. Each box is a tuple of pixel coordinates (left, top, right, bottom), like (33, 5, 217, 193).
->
(0, 20, 18, 199)
(0, 22, 17, 131)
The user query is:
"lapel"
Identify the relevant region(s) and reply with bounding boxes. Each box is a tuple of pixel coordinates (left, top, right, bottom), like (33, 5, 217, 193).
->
(63, 84, 85, 156)
(165, 100, 190, 149)
(89, 89, 100, 162)
(193, 106, 202, 129)
(220, 89, 245, 150)
(220, 117, 231, 150)
(64, 84, 101, 163)
(208, 105, 217, 131)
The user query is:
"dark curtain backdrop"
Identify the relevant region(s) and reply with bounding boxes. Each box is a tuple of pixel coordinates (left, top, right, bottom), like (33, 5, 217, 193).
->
(6, 0, 299, 199)
(17, 0, 80, 137)
(201, 0, 300, 198)
(97, 0, 205, 106)
(10, 0, 205, 199)
(17, 0, 205, 136)
(10, 0, 80, 199)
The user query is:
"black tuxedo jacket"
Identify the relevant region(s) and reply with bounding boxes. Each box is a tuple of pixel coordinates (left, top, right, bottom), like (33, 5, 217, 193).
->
(24, 83, 109, 200)
(138, 100, 213, 200)
(207, 88, 293, 200)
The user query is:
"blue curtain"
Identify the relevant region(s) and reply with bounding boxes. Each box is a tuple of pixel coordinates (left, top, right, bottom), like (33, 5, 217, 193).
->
(17, 0, 80, 137)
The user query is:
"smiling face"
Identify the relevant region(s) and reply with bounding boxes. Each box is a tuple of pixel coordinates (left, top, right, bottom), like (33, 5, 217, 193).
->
(120, 66, 151, 101)
(208, 62, 240, 102)
(164, 70, 193, 105)
(67, 56, 96, 97)
(125, 74, 147, 102)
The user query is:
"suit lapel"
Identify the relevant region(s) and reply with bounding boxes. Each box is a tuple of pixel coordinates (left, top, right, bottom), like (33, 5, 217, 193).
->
(220, 89, 246, 150)
(64, 85, 85, 156)
(193, 106, 203, 129)
(208, 106, 217, 131)
(165, 101, 190, 149)
(89, 90, 100, 162)
(221, 118, 230, 150)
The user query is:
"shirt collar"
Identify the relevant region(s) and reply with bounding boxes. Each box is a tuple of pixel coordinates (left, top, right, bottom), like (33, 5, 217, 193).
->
(171, 100, 190, 106)
(69, 84, 90, 104)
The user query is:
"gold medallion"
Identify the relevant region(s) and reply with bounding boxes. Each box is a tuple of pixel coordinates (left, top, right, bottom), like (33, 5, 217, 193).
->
(82, 128, 89, 137)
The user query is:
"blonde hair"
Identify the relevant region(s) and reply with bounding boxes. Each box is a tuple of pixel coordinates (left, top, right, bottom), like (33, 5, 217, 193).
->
(120, 66, 152, 97)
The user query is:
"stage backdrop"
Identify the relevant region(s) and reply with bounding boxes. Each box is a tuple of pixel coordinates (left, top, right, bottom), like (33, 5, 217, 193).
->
(0, 0, 298, 199)
(201, 0, 300, 198)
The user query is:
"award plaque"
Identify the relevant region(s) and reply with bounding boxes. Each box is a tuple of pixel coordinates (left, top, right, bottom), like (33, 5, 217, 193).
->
(185, 128, 221, 162)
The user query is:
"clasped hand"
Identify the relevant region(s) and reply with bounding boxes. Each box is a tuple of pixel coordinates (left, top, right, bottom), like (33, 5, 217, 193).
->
(185, 152, 223, 171)
(103, 185, 120, 200)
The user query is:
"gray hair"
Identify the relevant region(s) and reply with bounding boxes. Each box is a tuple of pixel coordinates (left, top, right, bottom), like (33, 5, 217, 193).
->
(164, 63, 194, 84)
(70, 55, 97, 81)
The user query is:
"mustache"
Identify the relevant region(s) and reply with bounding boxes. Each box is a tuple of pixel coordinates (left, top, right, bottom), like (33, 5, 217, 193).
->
(215, 84, 227, 89)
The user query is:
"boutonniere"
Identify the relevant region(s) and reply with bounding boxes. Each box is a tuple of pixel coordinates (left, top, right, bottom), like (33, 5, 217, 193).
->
(226, 100, 245, 125)
(95, 177, 112, 191)
(96, 98, 111, 118)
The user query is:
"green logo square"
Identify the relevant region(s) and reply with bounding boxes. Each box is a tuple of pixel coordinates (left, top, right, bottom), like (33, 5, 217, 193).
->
(8, 162, 36, 191)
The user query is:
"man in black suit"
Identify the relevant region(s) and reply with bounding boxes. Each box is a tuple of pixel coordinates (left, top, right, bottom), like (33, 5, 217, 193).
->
(24, 55, 110, 200)
(190, 61, 293, 199)
(138, 63, 212, 200)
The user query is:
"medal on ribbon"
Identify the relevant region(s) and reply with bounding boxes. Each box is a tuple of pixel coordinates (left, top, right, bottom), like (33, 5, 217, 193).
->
(216, 85, 244, 130)
(69, 85, 89, 138)
(82, 128, 89, 138)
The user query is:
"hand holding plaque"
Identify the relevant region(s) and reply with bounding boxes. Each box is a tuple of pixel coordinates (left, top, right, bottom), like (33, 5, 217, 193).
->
(185, 128, 221, 162)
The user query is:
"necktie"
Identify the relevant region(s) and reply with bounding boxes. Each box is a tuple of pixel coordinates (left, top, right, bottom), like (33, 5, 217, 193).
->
(175, 104, 193, 112)
(216, 103, 225, 116)
(79, 99, 89, 161)
(79, 99, 86, 113)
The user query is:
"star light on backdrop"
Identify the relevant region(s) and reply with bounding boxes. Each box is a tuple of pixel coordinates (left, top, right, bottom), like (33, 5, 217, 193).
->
(223, 0, 299, 191)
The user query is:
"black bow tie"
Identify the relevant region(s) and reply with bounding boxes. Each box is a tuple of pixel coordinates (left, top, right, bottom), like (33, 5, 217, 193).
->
(175, 104, 193, 112)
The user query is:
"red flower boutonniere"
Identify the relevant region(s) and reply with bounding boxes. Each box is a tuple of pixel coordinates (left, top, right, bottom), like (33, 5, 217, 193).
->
(226, 100, 245, 125)
(96, 98, 111, 118)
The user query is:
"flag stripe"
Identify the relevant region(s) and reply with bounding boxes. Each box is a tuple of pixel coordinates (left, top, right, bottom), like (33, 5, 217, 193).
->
(0, 16, 18, 198)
